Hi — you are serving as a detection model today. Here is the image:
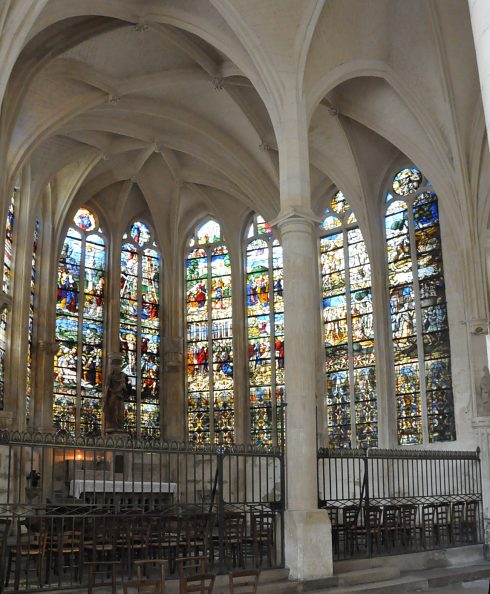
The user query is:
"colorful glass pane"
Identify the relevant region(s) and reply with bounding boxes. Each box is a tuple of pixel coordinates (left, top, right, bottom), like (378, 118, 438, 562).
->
(53, 211, 105, 436)
(322, 193, 377, 447)
(3, 190, 15, 293)
(130, 221, 151, 246)
(196, 220, 221, 245)
(0, 309, 7, 410)
(74, 207, 96, 231)
(186, 220, 234, 444)
(256, 215, 272, 235)
(330, 191, 350, 214)
(247, 215, 283, 447)
(386, 168, 455, 444)
(392, 168, 422, 197)
(119, 222, 161, 438)
(26, 220, 40, 421)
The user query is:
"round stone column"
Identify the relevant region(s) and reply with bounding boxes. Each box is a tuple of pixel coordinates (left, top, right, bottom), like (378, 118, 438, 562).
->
(469, 0, 490, 149)
(273, 206, 333, 581)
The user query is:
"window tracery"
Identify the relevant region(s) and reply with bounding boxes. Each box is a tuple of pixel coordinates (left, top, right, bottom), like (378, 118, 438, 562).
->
(186, 220, 234, 444)
(385, 167, 455, 444)
(246, 215, 284, 447)
(120, 220, 161, 438)
(321, 191, 378, 448)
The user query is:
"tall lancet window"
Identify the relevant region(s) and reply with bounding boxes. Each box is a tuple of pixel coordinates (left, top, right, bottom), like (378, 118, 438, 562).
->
(120, 221, 161, 438)
(246, 215, 284, 447)
(321, 191, 377, 448)
(0, 187, 17, 411)
(53, 207, 105, 436)
(186, 220, 234, 444)
(385, 167, 455, 444)
(3, 188, 16, 293)
(26, 220, 40, 421)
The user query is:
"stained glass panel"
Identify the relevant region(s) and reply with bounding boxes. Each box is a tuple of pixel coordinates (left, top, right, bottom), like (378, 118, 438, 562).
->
(186, 220, 234, 444)
(392, 168, 422, 196)
(130, 221, 151, 246)
(247, 215, 283, 447)
(26, 220, 39, 421)
(386, 168, 455, 444)
(119, 221, 161, 438)
(2, 191, 15, 294)
(74, 207, 96, 231)
(53, 208, 105, 436)
(321, 191, 377, 447)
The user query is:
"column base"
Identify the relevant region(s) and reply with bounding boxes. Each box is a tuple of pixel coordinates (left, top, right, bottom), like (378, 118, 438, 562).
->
(285, 509, 333, 581)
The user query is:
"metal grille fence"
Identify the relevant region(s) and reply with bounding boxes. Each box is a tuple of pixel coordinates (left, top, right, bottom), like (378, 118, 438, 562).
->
(318, 447, 483, 560)
(0, 431, 284, 591)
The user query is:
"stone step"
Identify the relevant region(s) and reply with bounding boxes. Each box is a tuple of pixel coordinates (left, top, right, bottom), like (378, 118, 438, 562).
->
(306, 575, 429, 594)
(412, 563, 490, 589)
(339, 566, 401, 586)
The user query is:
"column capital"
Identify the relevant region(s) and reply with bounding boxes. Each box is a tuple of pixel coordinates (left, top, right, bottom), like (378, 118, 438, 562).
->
(270, 206, 322, 232)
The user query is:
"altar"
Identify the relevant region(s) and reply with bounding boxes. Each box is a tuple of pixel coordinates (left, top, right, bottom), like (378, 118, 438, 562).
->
(69, 478, 178, 499)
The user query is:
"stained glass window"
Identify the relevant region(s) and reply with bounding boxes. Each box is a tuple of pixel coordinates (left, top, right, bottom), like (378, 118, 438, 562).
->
(246, 215, 284, 447)
(186, 220, 234, 444)
(53, 208, 105, 436)
(321, 191, 377, 448)
(3, 188, 16, 293)
(0, 308, 7, 410)
(26, 220, 40, 421)
(386, 167, 455, 444)
(120, 220, 161, 438)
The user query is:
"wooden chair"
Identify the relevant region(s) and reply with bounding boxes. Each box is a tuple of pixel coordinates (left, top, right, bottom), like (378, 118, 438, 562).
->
(342, 505, 361, 555)
(179, 572, 215, 594)
(229, 569, 260, 594)
(50, 526, 83, 585)
(464, 501, 479, 543)
(223, 513, 246, 568)
(5, 524, 48, 590)
(421, 504, 435, 548)
(86, 559, 119, 594)
(176, 554, 207, 578)
(251, 510, 275, 567)
(433, 503, 451, 546)
(150, 515, 181, 573)
(399, 504, 419, 549)
(382, 505, 400, 551)
(122, 559, 166, 594)
(450, 502, 466, 545)
(180, 513, 214, 563)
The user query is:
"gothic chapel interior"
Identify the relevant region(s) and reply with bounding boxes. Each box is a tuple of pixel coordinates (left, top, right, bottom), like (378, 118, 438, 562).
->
(1, 0, 490, 585)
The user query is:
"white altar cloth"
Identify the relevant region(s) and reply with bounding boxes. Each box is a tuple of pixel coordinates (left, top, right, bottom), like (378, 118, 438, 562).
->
(70, 479, 178, 499)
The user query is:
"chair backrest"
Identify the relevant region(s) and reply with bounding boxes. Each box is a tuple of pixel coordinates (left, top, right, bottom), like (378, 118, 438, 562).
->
(466, 500, 479, 523)
(179, 573, 215, 594)
(399, 504, 417, 528)
(176, 555, 208, 578)
(364, 506, 382, 529)
(134, 559, 166, 593)
(229, 569, 260, 594)
(435, 503, 450, 525)
(451, 501, 465, 525)
(382, 505, 400, 527)
(343, 506, 360, 527)
(326, 507, 339, 527)
(422, 504, 435, 526)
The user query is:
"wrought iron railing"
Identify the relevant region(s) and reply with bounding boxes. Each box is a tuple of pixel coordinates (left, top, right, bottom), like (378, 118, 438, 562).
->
(0, 431, 284, 591)
(318, 447, 483, 560)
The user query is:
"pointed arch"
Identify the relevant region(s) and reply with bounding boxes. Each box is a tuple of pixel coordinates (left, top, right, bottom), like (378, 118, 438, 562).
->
(245, 213, 284, 447)
(53, 206, 106, 436)
(321, 190, 378, 447)
(385, 166, 455, 444)
(185, 218, 234, 444)
(120, 219, 161, 438)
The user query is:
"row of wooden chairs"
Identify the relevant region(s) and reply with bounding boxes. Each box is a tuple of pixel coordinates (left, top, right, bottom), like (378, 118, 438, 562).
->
(0, 509, 276, 590)
(326, 500, 480, 556)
